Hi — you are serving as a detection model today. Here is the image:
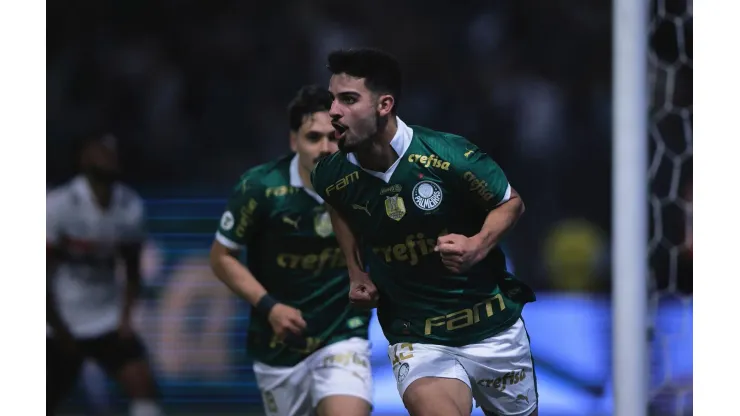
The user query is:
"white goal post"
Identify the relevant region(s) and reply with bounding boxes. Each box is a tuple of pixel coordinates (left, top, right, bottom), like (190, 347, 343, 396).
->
(612, 0, 649, 415)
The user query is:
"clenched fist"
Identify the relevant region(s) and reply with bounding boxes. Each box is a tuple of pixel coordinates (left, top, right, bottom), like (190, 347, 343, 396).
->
(267, 304, 307, 340)
(434, 233, 486, 274)
(349, 270, 379, 309)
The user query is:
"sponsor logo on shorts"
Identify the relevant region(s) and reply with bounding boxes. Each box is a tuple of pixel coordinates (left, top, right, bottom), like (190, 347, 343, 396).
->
(321, 351, 369, 369)
(397, 362, 410, 383)
(262, 391, 278, 413)
(477, 370, 527, 391)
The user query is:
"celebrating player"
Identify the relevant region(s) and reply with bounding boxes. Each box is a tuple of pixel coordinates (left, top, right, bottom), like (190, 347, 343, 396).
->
(46, 134, 163, 416)
(311, 48, 538, 416)
(209, 85, 373, 416)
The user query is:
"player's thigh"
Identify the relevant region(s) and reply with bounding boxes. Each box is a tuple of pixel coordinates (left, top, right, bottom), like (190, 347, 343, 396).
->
(460, 319, 538, 416)
(310, 338, 372, 416)
(316, 395, 370, 416)
(388, 341, 472, 416)
(86, 331, 158, 398)
(404, 377, 472, 416)
(46, 337, 84, 407)
(253, 360, 312, 416)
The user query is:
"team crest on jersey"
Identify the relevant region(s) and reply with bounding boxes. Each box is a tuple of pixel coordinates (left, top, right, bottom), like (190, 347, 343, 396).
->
(314, 211, 333, 237)
(384, 195, 406, 221)
(412, 181, 443, 211)
(220, 211, 235, 230)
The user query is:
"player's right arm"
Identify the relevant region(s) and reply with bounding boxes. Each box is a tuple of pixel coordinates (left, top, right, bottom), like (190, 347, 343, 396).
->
(209, 173, 306, 339)
(46, 191, 75, 347)
(311, 158, 379, 308)
(436, 141, 525, 273)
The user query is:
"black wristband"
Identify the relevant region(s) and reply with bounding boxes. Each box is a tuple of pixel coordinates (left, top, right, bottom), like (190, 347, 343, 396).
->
(255, 294, 279, 316)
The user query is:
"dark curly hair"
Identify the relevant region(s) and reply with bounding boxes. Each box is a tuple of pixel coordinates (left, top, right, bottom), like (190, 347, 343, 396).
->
(287, 84, 334, 131)
(327, 48, 402, 114)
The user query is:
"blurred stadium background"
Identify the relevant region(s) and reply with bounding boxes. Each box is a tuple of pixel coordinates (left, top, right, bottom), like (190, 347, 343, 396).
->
(47, 0, 692, 415)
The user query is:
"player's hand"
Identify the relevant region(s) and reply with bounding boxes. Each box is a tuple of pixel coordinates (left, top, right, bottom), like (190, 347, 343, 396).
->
(349, 271, 379, 309)
(434, 233, 485, 274)
(267, 304, 307, 341)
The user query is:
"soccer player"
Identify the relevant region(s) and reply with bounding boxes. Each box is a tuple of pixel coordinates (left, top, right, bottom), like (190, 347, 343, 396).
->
(311, 48, 539, 416)
(209, 85, 373, 416)
(46, 134, 163, 416)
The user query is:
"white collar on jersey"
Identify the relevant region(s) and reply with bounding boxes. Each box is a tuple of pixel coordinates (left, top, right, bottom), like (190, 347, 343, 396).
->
(290, 154, 325, 204)
(346, 116, 414, 184)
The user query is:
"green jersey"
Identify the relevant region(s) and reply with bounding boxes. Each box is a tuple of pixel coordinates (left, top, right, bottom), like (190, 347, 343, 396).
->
(311, 121, 535, 346)
(216, 154, 370, 367)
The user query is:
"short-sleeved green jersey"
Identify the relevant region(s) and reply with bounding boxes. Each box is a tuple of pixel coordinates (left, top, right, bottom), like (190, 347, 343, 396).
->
(216, 154, 370, 367)
(311, 120, 535, 347)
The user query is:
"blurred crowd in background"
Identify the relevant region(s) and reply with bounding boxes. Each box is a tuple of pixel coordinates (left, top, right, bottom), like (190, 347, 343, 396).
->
(46, 0, 692, 413)
(46, 0, 628, 292)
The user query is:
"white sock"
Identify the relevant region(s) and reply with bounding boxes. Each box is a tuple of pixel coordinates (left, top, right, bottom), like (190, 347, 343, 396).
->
(130, 399, 164, 416)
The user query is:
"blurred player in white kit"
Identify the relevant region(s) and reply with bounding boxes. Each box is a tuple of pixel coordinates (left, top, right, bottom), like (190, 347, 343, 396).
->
(46, 132, 163, 416)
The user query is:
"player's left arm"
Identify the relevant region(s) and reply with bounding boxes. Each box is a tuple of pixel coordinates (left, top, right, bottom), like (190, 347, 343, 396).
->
(436, 145, 525, 272)
(311, 158, 379, 307)
(118, 194, 147, 337)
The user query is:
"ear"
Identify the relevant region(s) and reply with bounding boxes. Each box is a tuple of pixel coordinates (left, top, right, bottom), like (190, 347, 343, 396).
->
(289, 130, 298, 152)
(377, 94, 395, 117)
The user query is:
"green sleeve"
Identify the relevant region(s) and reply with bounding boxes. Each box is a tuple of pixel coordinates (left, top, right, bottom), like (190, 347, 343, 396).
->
(215, 173, 267, 250)
(450, 143, 512, 212)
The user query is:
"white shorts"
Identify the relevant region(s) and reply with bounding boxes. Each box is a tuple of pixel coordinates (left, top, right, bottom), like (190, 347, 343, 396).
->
(253, 337, 373, 416)
(388, 318, 537, 416)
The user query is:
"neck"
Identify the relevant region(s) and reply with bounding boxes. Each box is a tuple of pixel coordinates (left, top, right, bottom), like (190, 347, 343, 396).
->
(355, 116, 399, 172)
(298, 165, 314, 192)
(85, 175, 113, 209)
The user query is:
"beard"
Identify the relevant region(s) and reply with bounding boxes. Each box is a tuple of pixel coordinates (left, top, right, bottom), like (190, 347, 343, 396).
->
(338, 111, 385, 153)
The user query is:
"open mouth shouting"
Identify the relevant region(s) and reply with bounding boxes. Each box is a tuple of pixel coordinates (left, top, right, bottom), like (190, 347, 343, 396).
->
(332, 121, 348, 140)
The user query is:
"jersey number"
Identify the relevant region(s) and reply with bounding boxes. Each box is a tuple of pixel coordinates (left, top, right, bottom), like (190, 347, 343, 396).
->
(389, 342, 414, 365)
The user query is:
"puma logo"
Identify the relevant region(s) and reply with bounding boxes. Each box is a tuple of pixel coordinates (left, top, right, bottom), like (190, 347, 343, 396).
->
(282, 215, 301, 230)
(464, 149, 474, 158)
(351, 201, 371, 216)
(515, 389, 532, 406)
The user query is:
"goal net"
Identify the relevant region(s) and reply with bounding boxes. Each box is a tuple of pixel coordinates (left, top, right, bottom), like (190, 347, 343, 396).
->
(647, 0, 693, 414)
